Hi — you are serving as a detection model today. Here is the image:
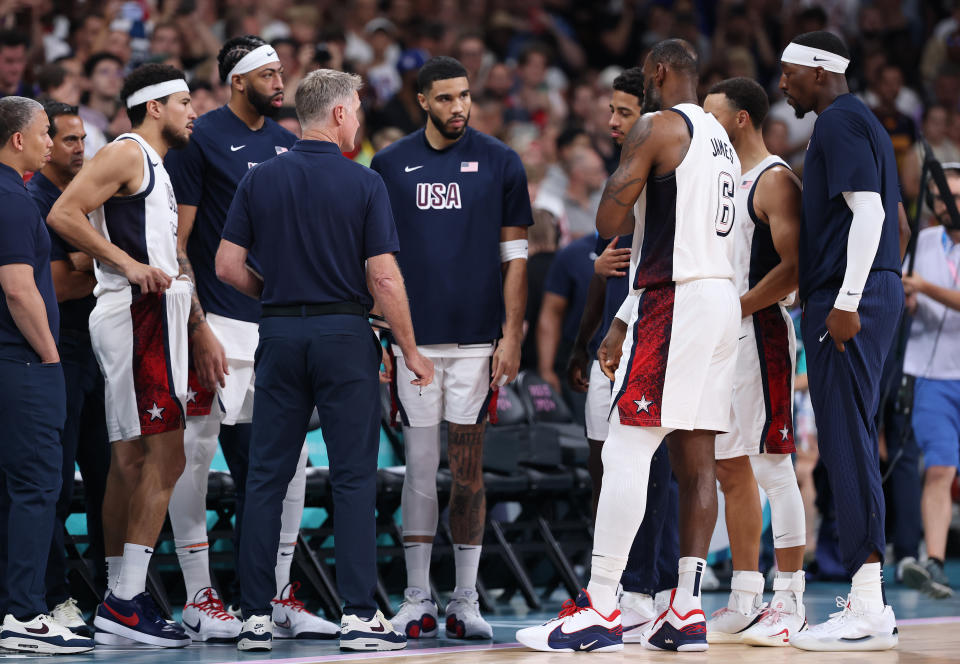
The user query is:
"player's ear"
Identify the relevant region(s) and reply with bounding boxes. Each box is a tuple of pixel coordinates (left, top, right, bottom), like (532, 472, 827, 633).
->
(655, 63, 666, 86)
(417, 92, 428, 111)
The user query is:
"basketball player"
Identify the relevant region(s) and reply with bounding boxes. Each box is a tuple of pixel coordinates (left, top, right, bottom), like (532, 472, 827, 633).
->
(779, 31, 906, 651)
(370, 56, 531, 639)
(702, 78, 807, 646)
(47, 63, 196, 648)
(517, 39, 740, 653)
(567, 66, 680, 641)
(164, 35, 335, 642)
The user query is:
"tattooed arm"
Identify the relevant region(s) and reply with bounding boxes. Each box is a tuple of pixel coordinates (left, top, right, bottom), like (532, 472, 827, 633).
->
(178, 204, 227, 389)
(596, 113, 658, 238)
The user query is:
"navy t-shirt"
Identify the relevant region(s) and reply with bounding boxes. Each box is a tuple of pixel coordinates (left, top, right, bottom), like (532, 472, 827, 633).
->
(165, 105, 297, 323)
(27, 172, 95, 333)
(799, 94, 902, 300)
(544, 234, 602, 353)
(222, 140, 399, 309)
(597, 233, 632, 347)
(370, 127, 533, 345)
(0, 163, 59, 360)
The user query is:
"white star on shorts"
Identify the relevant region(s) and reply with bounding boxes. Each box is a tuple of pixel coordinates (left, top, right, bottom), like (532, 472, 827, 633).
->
(186, 389, 197, 403)
(634, 395, 652, 413)
(779, 425, 790, 441)
(147, 403, 165, 421)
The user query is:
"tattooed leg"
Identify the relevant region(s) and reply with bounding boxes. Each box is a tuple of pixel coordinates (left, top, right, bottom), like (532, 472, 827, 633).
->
(447, 423, 486, 545)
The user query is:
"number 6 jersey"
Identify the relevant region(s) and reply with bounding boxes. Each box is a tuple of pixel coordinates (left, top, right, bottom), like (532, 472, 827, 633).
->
(629, 103, 741, 292)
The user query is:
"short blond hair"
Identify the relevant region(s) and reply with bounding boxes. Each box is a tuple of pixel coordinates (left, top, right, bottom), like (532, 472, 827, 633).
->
(295, 69, 362, 129)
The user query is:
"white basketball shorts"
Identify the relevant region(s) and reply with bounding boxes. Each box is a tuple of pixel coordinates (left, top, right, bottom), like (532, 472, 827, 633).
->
(186, 313, 257, 426)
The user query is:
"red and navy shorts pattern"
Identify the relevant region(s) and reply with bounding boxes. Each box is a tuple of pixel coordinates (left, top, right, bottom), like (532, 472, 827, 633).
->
(130, 293, 184, 435)
(616, 285, 675, 427)
(753, 303, 795, 454)
(186, 368, 216, 417)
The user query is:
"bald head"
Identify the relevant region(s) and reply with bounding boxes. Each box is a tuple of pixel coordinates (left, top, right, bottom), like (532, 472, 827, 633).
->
(641, 39, 699, 112)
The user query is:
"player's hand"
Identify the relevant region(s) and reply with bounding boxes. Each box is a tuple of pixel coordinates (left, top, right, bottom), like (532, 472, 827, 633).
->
(566, 344, 591, 393)
(124, 260, 173, 293)
(379, 345, 393, 384)
(825, 307, 860, 352)
(901, 273, 927, 297)
(594, 236, 631, 278)
(191, 322, 228, 389)
(598, 319, 627, 381)
(404, 351, 434, 388)
(491, 336, 521, 389)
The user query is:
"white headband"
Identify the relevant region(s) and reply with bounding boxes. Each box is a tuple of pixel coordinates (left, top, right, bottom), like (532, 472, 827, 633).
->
(126, 79, 189, 108)
(227, 44, 280, 81)
(781, 42, 849, 74)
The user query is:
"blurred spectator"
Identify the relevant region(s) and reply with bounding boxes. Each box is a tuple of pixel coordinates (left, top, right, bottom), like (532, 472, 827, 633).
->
(68, 14, 106, 66)
(506, 42, 566, 128)
(483, 61, 514, 101)
(921, 4, 960, 95)
(150, 22, 184, 61)
(372, 49, 426, 135)
(522, 208, 559, 373)
(471, 94, 505, 139)
(536, 146, 605, 244)
(0, 30, 29, 97)
(271, 38, 302, 107)
(188, 80, 218, 117)
(275, 106, 301, 138)
(371, 126, 404, 152)
(919, 104, 960, 166)
(365, 19, 402, 108)
(455, 31, 492, 92)
(103, 28, 132, 66)
(36, 63, 81, 107)
(535, 127, 590, 223)
(870, 65, 919, 199)
(79, 52, 123, 158)
(344, 0, 379, 66)
(933, 67, 960, 113)
(860, 52, 923, 124)
(763, 118, 791, 161)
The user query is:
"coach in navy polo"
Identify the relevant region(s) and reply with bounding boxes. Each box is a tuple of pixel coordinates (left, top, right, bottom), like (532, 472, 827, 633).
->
(217, 69, 433, 653)
(0, 97, 92, 654)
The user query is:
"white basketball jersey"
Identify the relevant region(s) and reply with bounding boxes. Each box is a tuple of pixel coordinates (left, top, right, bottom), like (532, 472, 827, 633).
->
(732, 155, 795, 302)
(630, 103, 741, 291)
(88, 133, 179, 296)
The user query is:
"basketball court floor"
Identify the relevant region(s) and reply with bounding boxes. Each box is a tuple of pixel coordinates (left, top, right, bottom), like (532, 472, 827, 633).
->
(5, 565, 959, 663)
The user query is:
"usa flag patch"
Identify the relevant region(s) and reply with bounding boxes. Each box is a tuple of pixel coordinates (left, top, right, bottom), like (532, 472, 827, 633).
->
(460, 161, 478, 172)
(275, 146, 288, 154)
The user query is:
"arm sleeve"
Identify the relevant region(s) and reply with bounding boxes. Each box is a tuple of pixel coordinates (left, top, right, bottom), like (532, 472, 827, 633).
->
(502, 149, 534, 228)
(164, 133, 205, 206)
(0, 195, 39, 266)
(615, 292, 639, 323)
(817, 111, 882, 200)
(363, 176, 400, 258)
(834, 191, 885, 311)
(221, 173, 254, 249)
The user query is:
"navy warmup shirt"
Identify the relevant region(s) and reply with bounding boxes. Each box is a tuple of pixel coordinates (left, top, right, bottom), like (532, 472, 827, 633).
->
(370, 127, 533, 345)
(544, 234, 603, 353)
(0, 164, 59, 360)
(222, 140, 399, 309)
(27, 171, 95, 333)
(799, 94, 902, 301)
(165, 106, 296, 323)
(597, 233, 632, 347)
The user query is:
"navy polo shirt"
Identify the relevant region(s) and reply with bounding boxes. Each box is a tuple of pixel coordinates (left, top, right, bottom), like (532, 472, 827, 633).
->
(165, 105, 297, 323)
(544, 234, 602, 353)
(597, 233, 632, 348)
(222, 140, 399, 310)
(799, 94, 902, 300)
(0, 163, 59, 360)
(27, 171, 95, 333)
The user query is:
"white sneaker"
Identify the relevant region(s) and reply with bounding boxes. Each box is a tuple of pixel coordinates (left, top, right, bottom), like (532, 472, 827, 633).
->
(391, 587, 439, 638)
(0, 614, 94, 654)
(271, 582, 339, 639)
(619, 592, 655, 643)
(237, 614, 272, 651)
(94, 630, 142, 646)
(51, 597, 92, 637)
(515, 589, 623, 652)
(790, 596, 898, 651)
(340, 610, 406, 651)
(182, 587, 242, 643)
(445, 588, 493, 639)
(640, 589, 708, 652)
(706, 603, 766, 643)
(741, 598, 807, 647)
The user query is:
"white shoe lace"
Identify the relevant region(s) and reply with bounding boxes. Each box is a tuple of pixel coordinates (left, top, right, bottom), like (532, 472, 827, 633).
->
(53, 598, 83, 623)
(710, 606, 734, 619)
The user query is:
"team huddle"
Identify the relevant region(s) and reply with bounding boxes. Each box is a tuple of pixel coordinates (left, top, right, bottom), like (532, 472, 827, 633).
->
(0, 26, 905, 658)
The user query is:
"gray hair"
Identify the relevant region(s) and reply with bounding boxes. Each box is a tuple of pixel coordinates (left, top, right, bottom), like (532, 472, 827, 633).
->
(0, 96, 43, 147)
(295, 69, 362, 129)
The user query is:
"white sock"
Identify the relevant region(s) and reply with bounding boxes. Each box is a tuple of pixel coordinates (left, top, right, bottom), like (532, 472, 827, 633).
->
(106, 556, 122, 593)
(771, 570, 805, 613)
(729, 570, 764, 614)
(851, 562, 884, 612)
(586, 553, 626, 616)
(675, 557, 707, 611)
(113, 543, 153, 601)
(453, 544, 481, 592)
(275, 535, 297, 597)
(404, 541, 432, 592)
(175, 540, 211, 602)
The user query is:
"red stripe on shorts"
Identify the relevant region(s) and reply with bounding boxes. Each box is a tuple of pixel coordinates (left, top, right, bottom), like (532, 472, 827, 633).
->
(130, 293, 183, 436)
(616, 285, 674, 427)
(753, 304, 795, 454)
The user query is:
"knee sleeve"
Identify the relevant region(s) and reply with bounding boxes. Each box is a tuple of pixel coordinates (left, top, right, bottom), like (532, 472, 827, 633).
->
(751, 454, 805, 548)
(401, 424, 442, 538)
(169, 411, 221, 543)
(279, 442, 308, 540)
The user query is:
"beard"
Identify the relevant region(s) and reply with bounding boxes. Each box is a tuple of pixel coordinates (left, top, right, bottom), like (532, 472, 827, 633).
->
(247, 86, 281, 118)
(641, 79, 661, 114)
(428, 108, 469, 139)
(162, 123, 190, 150)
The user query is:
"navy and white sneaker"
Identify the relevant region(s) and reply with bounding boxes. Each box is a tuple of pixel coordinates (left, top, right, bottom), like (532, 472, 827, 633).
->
(0, 613, 94, 654)
(515, 589, 623, 653)
(640, 589, 708, 652)
(93, 592, 190, 648)
(340, 610, 406, 651)
(237, 614, 272, 651)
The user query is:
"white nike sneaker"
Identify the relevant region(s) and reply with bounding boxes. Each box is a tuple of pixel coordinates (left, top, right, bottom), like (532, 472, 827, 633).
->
(619, 592, 655, 643)
(182, 587, 242, 643)
(515, 589, 623, 652)
(340, 610, 406, 651)
(51, 597, 93, 637)
(237, 614, 272, 651)
(790, 595, 898, 651)
(706, 602, 766, 643)
(271, 582, 339, 639)
(0, 614, 94, 654)
(741, 598, 807, 646)
(391, 587, 439, 638)
(445, 588, 493, 639)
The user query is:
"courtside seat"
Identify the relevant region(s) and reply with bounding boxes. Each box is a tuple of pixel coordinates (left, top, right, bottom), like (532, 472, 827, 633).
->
(303, 466, 331, 508)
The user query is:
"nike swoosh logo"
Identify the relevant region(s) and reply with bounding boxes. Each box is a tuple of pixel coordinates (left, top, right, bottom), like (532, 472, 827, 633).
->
(579, 640, 597, 650)
(846, 291, 860, 296)
(25, 624, 49, 635)
(819, 332, 829, 342)
(370, 621, 386, 633)
(404, 165, 423, 172)
(265, 50, 275, 57)
(183, 619, 201, 633)
(275, 618, 291, 629)
(738, 335, 747, 340)
(813, 56, 828, 62)
(280, 551, 293, 556)
(104, 602, 140, 627)
(456, 545, 473, 550)
(231, 145, 246, 151)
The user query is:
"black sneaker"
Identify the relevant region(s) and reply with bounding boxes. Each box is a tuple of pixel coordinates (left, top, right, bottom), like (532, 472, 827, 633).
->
(902, 558, 953, 599)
